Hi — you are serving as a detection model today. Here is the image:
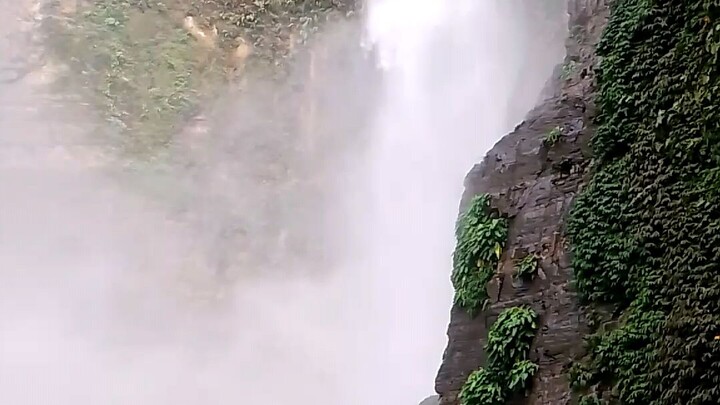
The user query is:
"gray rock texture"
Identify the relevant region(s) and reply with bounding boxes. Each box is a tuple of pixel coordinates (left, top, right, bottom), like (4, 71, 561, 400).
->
(419, 395, 440, 405)
(434, 1, 610, 404)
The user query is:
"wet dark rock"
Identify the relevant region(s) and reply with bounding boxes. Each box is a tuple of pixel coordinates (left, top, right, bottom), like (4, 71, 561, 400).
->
(435, 1, 610, 404)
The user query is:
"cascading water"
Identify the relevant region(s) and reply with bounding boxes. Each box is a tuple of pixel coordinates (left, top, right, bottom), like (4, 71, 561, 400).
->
(347, 0, 567, 403)
(0, 0, 565, 403)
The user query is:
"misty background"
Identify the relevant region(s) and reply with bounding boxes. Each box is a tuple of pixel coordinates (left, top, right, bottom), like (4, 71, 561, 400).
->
(0, 0, 567, 404)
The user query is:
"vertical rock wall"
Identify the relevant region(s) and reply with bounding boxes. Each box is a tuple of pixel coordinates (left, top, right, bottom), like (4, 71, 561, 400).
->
(435, 1, 609, 404)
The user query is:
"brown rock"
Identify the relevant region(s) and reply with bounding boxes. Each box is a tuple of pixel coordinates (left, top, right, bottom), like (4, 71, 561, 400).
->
(435, 1, 610, 404)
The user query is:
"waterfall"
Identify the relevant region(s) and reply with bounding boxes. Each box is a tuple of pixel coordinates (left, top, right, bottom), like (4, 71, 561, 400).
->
(0, 0, 565, 403)
(342, 0, 567, 403)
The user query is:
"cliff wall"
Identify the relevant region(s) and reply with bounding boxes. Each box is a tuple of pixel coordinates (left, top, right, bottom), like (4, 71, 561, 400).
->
(435, 1, 609, 403)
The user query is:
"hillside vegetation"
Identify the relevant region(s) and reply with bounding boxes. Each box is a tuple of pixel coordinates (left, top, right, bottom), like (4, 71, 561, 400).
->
(568, 1, 720, 403)
(43, 0, 355, 155)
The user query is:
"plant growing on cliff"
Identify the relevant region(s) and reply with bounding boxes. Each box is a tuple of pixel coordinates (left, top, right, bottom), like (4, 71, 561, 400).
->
(577, 395, 603, 405)
(486, 306, 538, 369)
(45, 0, 352, 155)
(514, 254, 539, 281)
(567, 0, 720, 403)
(452, 194, 508, 316)
(459, 306, 539, 405)
(459, 368, 504, 405)
(45, 0, 221, 154)
(189, 0, 354, 59)
(542, 126, 562, 147)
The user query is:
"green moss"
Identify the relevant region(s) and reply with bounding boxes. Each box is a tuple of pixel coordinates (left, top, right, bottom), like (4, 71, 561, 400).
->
(459, 306, 539, 405)
(452, 194, 508, 316)
(567, 0, 720, 403)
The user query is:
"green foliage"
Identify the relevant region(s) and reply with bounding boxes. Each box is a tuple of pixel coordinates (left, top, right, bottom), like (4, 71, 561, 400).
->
(452, 194, 508, 315)
(577, 394, 603, 405)
(46, 0, 221, 154)
(45, 0, 351, 155)
(459, 306, 539, 405)
(542, 126, 562, 146)
(507, 360, 540, 392)
(486, 306, 538, 368)
(514, 254, 539, 280)
(189, 0, 354, 58)
(459, 368, 505, 405)
(567, 0, 720, 403)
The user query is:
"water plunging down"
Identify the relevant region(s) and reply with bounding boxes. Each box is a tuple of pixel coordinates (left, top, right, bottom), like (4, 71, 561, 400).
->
(351, 0, 567, 403)
(0, 0, 566, 404)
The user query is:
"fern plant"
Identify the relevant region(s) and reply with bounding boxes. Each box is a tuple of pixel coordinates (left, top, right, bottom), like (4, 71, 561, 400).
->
(508, 360, 540, 392)
(452, 194, 507, 315)
(486, 306, 538, 367)
(459, 368, 505, 405)
(460, 306, 540, 405)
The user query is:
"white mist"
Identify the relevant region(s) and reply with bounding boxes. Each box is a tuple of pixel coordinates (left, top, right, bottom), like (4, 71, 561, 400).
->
(347, 0, 567, 403)
(0, 0, 565, 404)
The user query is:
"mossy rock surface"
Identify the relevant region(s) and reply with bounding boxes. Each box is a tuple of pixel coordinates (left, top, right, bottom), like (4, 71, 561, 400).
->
(568, 0, 720, 403)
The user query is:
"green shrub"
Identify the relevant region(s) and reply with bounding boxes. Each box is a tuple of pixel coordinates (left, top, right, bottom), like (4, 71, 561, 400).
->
(452, 194, 508, 315)
(459, 306, 539, 405)
(486, 306, 538, 367)
(459, 368, 504, 405)
(507, 360, 540, 392)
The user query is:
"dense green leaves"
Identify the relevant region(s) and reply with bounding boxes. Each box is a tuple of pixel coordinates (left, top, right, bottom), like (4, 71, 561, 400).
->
(487, 307, 538, 367)
(568, 0, 720, 403)
(459, 306, 539, 405)
(452, 194, 508, 315)
(459, 368, 505, 405)
(507, 360, 540, 393)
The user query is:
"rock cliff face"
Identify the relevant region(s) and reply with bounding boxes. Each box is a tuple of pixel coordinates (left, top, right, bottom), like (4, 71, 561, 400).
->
(435, 1, 609, 404)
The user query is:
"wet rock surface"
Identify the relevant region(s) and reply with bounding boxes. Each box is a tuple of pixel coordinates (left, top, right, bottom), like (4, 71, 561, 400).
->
(434, 1, 609, 404)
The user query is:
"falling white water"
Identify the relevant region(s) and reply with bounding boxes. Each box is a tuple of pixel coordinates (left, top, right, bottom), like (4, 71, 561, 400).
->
(0, 0, 565, 404)
(347, 0, 567, 403)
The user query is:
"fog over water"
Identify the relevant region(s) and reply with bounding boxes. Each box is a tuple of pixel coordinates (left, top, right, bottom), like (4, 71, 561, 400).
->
(0, 0, 566, 404)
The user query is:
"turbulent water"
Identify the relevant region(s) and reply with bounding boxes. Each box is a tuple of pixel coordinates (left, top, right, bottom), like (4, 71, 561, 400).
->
(0, 0, 565, 404)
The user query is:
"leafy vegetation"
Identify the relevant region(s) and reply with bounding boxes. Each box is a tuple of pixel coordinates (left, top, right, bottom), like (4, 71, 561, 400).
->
(45, 0, 223, 154)
(459, 306, 539, 405)
(43, 0, 353, 155)
(452, 194, 508, 316)
(567, 0, 720, 403)
(542, 126, 563, 147)
(189, 0, 355, 60)
(514, 254, 539, 281)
